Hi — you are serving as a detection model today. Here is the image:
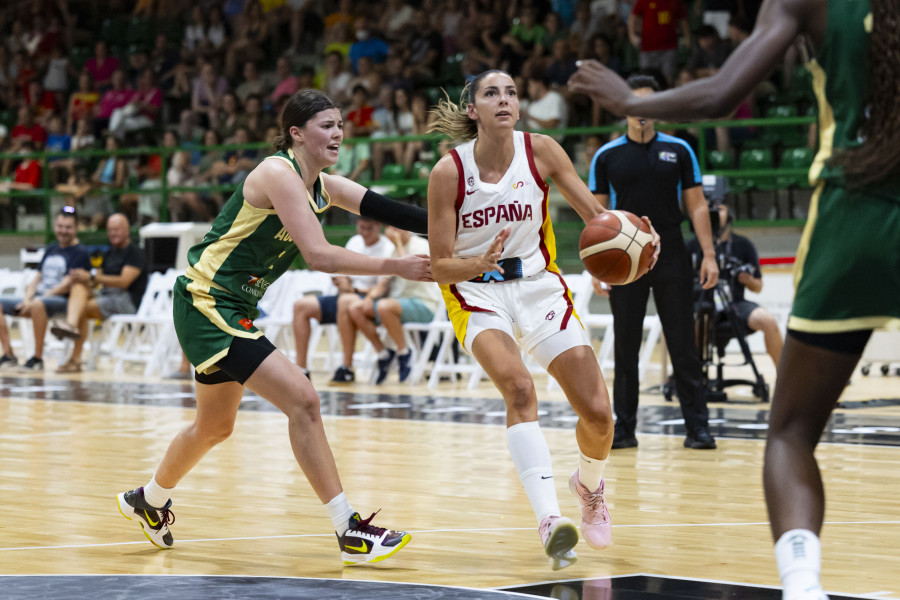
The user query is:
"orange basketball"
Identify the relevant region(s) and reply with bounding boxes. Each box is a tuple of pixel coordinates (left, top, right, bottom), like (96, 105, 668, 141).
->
(579, 210, 654, 285)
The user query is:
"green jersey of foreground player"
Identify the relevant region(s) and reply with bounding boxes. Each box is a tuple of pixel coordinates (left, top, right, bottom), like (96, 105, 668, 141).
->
(117, 89, 432, 565)
(570, 0, 900, 598)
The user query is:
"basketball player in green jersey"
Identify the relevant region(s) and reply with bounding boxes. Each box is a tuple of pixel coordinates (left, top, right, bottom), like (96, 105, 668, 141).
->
(117, 89, 432, 565)
(570, 0, 899, 598)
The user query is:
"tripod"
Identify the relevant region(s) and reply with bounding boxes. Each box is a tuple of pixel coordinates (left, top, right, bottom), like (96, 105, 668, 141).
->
(694, 280, 769, 403)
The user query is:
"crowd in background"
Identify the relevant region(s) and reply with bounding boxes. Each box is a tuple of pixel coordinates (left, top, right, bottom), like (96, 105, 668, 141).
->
(0, 0, 805, 230)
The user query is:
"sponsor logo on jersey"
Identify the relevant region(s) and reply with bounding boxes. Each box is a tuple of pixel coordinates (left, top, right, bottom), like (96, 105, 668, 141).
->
(658, 151, 678, 163)
(467, 176, 475, 186)
(460, 201, 534, 228)
(512, 180, 530, 189)
(545, 310, 555, 321)
(242, 274, 271, 298)
(239, 318, 254, 330)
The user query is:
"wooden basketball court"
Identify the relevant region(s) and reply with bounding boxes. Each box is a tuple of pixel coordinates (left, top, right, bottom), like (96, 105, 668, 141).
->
(1, 359, 899, 599)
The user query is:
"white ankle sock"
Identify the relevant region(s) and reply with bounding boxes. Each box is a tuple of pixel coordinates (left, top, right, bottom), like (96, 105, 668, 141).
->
(775, 529, 823, 597)
(578, 452, 607, 492)
(325, 492, 356, 535)
(507, 421, 560, 524)
(378, 349, 391, 360)
(143, 475, 173, 509)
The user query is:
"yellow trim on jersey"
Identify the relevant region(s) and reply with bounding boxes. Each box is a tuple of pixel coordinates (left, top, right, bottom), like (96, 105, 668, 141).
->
(788, 315, 900, 333)
(265, 151, 333, 214)
(792, 182, 823, 290)
(192, 201, 272, 281)
(806, 59, 836, 185)
(186, 278, 264, 339)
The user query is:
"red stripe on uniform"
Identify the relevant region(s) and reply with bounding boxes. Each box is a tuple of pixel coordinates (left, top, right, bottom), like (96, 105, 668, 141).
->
(449, 284, 491, 312)
(450, 149, 466, 214)
(548, 269, 574, 330)
(523, 132, 549, 194)
(524, 133, 552, 268)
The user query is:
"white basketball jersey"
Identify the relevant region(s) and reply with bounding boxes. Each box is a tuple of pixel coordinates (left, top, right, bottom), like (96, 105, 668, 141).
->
(450, 131, 557, 279)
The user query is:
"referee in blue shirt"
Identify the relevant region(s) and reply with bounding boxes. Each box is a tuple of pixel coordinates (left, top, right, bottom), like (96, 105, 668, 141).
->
(588, 74, 720, 450)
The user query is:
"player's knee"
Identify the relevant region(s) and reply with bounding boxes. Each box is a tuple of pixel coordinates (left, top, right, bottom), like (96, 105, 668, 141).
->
(194, 419, 235, 445)
(502, 375, 537, 414)
(282, 391, 322, 423)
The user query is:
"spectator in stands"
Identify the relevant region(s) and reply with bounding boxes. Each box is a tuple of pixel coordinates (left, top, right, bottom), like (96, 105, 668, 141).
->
(437, 0, 464, 54)
(50, 212, 148, 373)
(25, 80, 59, 126)
(184, 6, 209, 53)
(83, 41, 120, 91)
(379, 0, 415, 40)
(687, 25, 730, 79)
(10, 106, 47, 151)
(348, 16, 389, 73)
(348, 226, 442, 384)
(0, 207, 91, 371)
(1, 140, 43, 194)
(86, 135, 127, 228)
(539, 12, 569, 62)
(208, 127, 257, 185)
(521, 72, 568, 140)
(546, 39, 578, 88)
(628, 0, 690, 86)
(149, 33, 180, 81)
(66, 72, 98, 134)
(235, 60, 268, 105)
(270, 55, 299, 106)
(191, 61, 229, 129)
(323, 0, 356, 35)
(345, 84, 375, 137)
(163, 60, 194, 124)
(225, 0, 269, 79)
(323, 21, 354, 58)
(347, 55, 381, 97)
(12, 50, 36, 102)
(317, 51, 353, 107)
(370, 85, 399, 180)
(42, 42, 71, 105)
(500, 7, 546, 76)
(94, 69, 133, 138)
(109, 68, 162, 140)
(404, 8, 443, 83)
(45, 114, 72, 185)
(382, 54, 413, 95)
(291, 216, 395, 382)
(235, 93, 272, 142)
(216, 92, 241, 143)
(726, 15, 751, 51)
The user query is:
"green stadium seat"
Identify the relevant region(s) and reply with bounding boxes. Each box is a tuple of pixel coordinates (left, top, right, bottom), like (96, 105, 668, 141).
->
(776, 147, 815, 189)
(380, 164, 408, 181)
(707, 149, 733, 171)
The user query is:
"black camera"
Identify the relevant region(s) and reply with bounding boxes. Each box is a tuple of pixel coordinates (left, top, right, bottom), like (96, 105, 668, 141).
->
(719, 254, 754, 282)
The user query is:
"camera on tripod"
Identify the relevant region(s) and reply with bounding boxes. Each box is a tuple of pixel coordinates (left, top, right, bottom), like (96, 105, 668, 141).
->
(675, 184, 770, 403)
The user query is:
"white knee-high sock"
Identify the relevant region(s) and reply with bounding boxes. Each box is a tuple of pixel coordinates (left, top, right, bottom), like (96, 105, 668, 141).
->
(775, 529, 823, 597)
(325, 492, 356, 536)
(143, 475, 173, 509)
(578, 452, 607, 492)
(506, 421, 561, 524)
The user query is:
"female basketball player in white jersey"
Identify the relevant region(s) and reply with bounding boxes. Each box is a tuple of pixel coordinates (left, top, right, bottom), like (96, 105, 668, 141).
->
(427, 70, 659, 569)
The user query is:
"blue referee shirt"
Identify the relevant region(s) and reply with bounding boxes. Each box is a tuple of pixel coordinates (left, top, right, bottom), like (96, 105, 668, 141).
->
(588, 132, 702, 242)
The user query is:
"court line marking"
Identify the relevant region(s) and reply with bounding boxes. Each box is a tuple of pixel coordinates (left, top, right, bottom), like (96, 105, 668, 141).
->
(3, 520, 899, 553)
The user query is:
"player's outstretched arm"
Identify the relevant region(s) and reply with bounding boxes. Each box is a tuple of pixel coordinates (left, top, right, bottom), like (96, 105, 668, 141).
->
(569, 0, 810, 120)
(322, 172, 429, 234)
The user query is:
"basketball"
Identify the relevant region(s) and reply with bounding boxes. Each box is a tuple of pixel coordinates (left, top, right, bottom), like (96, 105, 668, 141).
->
(579, 210, 654, 285)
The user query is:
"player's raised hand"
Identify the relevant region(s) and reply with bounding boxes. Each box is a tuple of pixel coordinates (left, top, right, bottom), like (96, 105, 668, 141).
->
(641, 216, 662, 270)
(568, 60, 633, 117)
(479, 225, 510, 274)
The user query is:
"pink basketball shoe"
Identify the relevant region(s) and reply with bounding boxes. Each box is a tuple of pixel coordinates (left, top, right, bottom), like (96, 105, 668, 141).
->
(538, 515, 579, 570)
(569, 471, 611, 549)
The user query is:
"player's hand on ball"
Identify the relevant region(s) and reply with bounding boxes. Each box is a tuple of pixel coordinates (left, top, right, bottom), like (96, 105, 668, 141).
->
(480, 225, 510, 274)
(641, 216, 661, 270)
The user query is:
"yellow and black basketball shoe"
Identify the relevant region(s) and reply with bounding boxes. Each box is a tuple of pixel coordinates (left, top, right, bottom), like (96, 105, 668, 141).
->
(336, 511, 411, 565)
(116, 487, 175, 549)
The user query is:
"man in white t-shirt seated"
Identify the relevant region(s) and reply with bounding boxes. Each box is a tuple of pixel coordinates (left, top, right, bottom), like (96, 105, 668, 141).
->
(347, 226, 442, 384)
(520, 73, 568, 142)
(292, 216, 395, 383)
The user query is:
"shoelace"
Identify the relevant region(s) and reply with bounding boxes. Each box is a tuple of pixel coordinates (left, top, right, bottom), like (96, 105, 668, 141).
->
(583, 488, 609, 523)
(159, 507, 175, 527)
(352, 510, 387, 538)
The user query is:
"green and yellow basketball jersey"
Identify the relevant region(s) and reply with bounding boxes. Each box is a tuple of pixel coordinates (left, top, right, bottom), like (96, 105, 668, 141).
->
(184, 149, 332, 311)
(807, 0, 876, 188)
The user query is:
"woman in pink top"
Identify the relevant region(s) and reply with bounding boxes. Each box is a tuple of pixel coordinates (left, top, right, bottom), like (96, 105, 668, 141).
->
(94, 70, 133, 136)
(84, 41, 120, 91)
